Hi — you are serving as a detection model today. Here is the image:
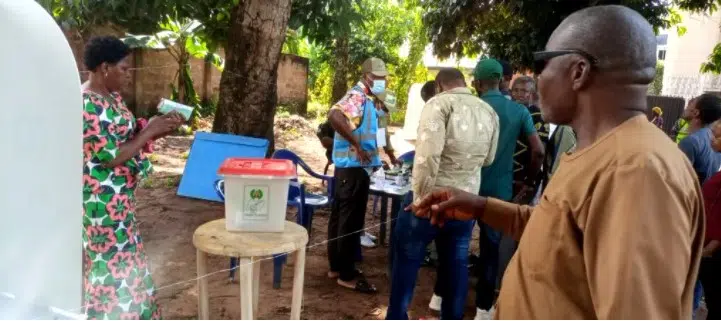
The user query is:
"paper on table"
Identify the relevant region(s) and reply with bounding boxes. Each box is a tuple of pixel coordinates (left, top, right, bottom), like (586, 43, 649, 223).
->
(376, 128, 387, 148)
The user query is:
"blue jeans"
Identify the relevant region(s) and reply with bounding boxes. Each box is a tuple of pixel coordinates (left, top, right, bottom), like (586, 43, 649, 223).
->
(693, 280, 703, 318)
(386, 192, 474, 320)
(476, 223, 501, 310)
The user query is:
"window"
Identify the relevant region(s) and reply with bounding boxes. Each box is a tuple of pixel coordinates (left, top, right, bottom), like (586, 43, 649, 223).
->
(658, 50, 666, 61)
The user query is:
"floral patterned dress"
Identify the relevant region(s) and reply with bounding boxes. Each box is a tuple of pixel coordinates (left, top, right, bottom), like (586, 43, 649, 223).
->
(82, 91, 160, 320)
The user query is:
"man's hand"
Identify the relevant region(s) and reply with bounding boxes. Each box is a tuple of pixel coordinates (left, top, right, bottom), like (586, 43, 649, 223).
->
(512, 183, 535, 204)
(351, 145, 371, 164)
(407, 187, 486, 227)
(702, 240, 719, 257)
(388, 154, 401, 167)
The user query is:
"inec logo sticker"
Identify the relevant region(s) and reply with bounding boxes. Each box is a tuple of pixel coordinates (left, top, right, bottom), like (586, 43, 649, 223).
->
(250, 189, 264, 200)
(243, 186, 269, 221)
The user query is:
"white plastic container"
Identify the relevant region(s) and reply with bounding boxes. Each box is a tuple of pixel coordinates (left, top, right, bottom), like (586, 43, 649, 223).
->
(218, 158, 296, 232)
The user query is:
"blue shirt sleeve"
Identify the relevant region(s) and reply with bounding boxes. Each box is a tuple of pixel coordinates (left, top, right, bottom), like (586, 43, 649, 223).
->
(520, 106, 537, 136)
(678, 136, 697, 165)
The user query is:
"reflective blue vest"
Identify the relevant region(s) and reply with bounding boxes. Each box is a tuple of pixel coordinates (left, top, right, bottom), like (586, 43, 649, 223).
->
(332, 88, 382, 168)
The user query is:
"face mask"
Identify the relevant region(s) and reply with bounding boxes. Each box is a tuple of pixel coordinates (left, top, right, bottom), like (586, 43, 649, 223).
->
(377, 108, 386, 117)
(370, 79, 386, 95)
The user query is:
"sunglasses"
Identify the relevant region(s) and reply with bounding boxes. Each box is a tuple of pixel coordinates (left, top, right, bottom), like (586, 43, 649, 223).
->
(533, 50, 599, 75)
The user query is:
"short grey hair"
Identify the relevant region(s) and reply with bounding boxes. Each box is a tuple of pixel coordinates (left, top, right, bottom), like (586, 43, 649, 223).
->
(512, 76, 535, 91)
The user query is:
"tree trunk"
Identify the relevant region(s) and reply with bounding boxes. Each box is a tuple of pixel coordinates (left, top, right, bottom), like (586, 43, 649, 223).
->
(212, 0, 292, 156)
(330, 35, 350, 104)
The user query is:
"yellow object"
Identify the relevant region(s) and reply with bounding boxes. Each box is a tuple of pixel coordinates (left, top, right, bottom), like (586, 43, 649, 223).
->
(675, 119, 689, 144)
(652, 106, 663, 115)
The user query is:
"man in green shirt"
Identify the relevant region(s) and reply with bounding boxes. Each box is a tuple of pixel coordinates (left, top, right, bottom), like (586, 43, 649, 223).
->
(472, 58, 545, 319)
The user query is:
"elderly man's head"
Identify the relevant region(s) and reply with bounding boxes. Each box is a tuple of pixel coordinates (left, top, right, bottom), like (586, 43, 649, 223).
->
(511, 76, 536, 106)
(534, 5, 656, 125)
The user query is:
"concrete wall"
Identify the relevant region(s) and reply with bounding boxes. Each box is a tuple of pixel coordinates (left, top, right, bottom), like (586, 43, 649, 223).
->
(276, 54, 309, 115)
(66, 30, 308, 116)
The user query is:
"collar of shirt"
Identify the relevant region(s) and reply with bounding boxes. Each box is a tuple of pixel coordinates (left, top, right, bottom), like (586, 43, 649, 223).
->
(355, 81, 370, 95)
(481, 89, 503, 98)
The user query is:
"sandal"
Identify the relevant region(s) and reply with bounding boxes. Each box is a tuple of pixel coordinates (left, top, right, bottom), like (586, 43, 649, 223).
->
(338, 278, 377, 294)
(327, 269, 363, 279)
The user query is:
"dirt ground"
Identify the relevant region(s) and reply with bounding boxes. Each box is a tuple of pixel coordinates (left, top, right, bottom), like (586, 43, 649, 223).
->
(134, 118, 480, 320)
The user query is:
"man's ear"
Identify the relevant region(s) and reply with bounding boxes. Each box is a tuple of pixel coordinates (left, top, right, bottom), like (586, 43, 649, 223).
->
(570, 58, 592, 91)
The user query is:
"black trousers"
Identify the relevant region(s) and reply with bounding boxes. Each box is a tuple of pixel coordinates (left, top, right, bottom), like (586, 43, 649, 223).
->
(700, 251, 721, 319)
(328, 167, 370, 281)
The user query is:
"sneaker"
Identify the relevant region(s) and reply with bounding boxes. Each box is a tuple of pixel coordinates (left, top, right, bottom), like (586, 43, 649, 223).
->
(364, 232, 377, 241)
(428, 294, 442, 312)
(360, 234, 376, 248)
(474, 307, 494, 320)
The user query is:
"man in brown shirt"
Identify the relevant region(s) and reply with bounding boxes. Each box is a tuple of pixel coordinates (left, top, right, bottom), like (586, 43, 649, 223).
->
(411, 5, 705, 319)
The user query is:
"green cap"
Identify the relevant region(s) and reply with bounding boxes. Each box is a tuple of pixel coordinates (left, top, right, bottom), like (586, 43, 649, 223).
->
(473, 59, 503, 81)
(361, 57, 389, 77)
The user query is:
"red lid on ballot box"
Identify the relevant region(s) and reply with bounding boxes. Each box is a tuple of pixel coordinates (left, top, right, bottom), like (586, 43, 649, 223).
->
(218, 158, 296, 177)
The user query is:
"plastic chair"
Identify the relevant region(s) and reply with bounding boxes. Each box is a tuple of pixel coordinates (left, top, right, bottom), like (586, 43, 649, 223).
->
(271, 149, 334, 288)
(272, 149, 335, 232)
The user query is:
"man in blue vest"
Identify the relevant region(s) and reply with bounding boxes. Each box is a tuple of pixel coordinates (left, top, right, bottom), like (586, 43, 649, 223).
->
(326, 57, 388, 293)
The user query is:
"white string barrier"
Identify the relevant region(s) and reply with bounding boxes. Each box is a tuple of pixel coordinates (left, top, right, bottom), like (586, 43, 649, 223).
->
(66, 215, 401, 314)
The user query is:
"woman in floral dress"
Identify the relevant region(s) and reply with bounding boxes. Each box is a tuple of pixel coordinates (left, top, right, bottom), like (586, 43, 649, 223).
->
(81, 36, 184, 320)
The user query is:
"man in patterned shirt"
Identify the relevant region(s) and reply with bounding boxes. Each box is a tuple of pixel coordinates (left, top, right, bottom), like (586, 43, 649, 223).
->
(511, 76, 549, 203)
(326, 57, 392, 294)
(386, 68, 499, 320)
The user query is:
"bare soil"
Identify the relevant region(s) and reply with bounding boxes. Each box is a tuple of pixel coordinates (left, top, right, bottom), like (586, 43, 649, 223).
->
(135, 119, 476, 320)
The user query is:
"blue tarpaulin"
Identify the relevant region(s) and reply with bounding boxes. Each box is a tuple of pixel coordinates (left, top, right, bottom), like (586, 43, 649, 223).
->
(177, 132, 269, 202)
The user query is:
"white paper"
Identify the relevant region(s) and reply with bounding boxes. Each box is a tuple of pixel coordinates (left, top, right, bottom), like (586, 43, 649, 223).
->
(377, 128, 387, 148)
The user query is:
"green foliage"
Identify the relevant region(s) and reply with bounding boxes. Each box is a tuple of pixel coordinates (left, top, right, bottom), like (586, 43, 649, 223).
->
(648, 62, 665, 95)
(388, 2, 427, 114)
(123, 17, 223, 123)
(307, 101, 330, 121)
(309, 58, 334, 107)
(421, 0, 721, 70)
(174, 0, 236, 50)
(289, 0, 364, 46)
(123, 17, 224, 70)
(702, 43, 721, 74)
(37, 0, 173, 34)
(282, 29, 310, 56)
(302, 0, 425, 120)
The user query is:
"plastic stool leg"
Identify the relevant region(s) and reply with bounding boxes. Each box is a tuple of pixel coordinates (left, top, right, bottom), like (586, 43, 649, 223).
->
(239, 257, 253, 320)
(291, 246, 306, 319)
